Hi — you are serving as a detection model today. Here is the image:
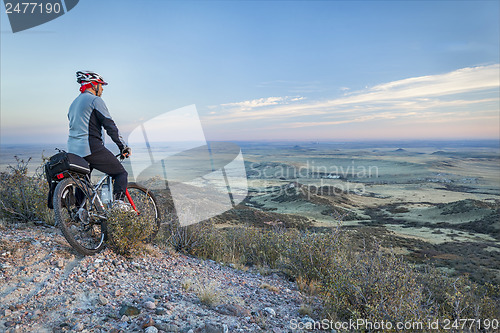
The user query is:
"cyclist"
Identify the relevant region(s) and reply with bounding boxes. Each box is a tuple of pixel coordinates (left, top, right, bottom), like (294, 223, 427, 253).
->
(68, 70, 131, 206)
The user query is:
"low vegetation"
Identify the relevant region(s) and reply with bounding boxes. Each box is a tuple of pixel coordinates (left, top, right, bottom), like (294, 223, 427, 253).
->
(162, 221, 500, 325)
(106, 208, 157, 256)
(0, 157, 53, 224)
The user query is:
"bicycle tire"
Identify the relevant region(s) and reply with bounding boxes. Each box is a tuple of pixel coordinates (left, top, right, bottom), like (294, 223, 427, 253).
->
(53, 177, 106, 256)
(126, 182, 161, 242)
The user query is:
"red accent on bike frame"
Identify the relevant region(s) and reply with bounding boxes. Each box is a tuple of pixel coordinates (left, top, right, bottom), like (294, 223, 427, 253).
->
(56, 173, 64, 180)
(125, 189, 139, 214)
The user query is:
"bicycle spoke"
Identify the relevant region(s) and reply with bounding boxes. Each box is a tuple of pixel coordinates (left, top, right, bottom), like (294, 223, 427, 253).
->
(54, 178, 106, 255)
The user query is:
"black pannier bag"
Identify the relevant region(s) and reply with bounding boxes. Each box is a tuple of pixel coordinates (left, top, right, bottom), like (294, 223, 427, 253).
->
(45, 151, 90, 209)
(45, 151, 90, 180)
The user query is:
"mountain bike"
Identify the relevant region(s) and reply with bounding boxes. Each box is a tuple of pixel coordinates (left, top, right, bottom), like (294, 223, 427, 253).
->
(51, 156, 161, 256)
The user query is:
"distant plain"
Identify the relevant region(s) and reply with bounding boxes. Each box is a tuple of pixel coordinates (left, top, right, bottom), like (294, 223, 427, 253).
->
(238, 141, 500, 285)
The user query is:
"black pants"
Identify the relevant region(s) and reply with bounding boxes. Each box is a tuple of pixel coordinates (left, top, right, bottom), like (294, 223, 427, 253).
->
(84, 148, 128, 200)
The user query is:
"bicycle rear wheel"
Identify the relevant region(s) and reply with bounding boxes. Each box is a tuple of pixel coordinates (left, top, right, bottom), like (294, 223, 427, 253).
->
(126, 182, 161, 241)
(53, 177, 106, 255)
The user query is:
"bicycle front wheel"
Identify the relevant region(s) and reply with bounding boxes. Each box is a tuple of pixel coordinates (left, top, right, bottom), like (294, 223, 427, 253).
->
(126, 182, 161, 242)
(53, 177, 106, 256)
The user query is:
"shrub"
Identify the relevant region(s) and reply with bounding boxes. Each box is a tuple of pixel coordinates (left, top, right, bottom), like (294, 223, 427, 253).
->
(0, 157, 53, 224)
(162, 219, 215, 254)
(106, 208, 157, 256)
(158, 220, 500, 325)
(320, 242, 435, 323)
(418, 266, 500, 320)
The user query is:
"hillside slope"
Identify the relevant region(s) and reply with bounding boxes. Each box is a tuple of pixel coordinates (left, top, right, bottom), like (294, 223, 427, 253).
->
(0, 223, 308, 333)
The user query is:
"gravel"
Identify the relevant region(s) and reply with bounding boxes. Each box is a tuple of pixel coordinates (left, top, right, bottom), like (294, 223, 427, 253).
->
(0, 223, 315, 332)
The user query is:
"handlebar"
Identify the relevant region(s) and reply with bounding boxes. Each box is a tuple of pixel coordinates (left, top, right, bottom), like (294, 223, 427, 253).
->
(115, 154, 129, 161)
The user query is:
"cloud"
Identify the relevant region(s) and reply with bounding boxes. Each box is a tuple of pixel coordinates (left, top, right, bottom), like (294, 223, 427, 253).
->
(204, 64, 499, 129)
(331, 64, 499, 105)
(220, 96, 286, 110)
(218, 95, 306, 111)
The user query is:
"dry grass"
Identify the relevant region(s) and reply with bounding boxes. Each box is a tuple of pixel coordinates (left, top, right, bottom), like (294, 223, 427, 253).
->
(296, 276, 321, 296)
(193, 279, 227, 307)
(259, 283, 279, 293)
(298, 304, 313, 317)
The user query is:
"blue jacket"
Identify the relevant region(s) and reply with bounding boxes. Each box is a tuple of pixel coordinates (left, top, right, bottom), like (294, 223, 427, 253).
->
(67, 92, 126, 157)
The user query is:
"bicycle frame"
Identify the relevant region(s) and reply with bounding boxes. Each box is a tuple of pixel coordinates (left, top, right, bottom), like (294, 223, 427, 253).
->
(61, 154, 140, 216)
(64, 172, 139, 218)
(93, 174, 110, 211)
(92, 174, 139, 214)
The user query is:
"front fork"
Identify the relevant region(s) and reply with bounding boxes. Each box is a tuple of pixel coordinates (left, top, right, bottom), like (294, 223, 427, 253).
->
(125, 189, 139, 214)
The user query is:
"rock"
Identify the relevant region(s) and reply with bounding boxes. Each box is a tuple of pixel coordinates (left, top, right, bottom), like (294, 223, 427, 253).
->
(72, 322, 84, 331)
(214, 304, 251, 317)
(121, 315, 129, 322)
(141, 315, 155, 328)
(156, 323, 179, 332)
(77, 276, 84, 283)
(4, 308, 12, 316)
(155, 307, 167, 315)
(145, 326, 159, 333)
(98, 295, 108, 305)
(119, 304, 140, 317)
(263, 307, 276, 317)
(199, 323, 226, 333)
(31, 309, 42, 320)
(143, 301, 156, 310)
(57, 259, 64, 268)
(4, 321, 15, 328)
(96, 280, 106, 287)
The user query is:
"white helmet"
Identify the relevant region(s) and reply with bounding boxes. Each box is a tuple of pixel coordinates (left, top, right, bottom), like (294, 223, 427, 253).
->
(76, 71, 108, 85)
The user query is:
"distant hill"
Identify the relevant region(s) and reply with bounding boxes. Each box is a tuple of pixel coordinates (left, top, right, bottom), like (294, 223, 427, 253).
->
(431, 150, 500, 159)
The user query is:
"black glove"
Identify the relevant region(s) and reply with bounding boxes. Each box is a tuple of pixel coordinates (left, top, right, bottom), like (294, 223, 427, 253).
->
(121, 146, 132, 158)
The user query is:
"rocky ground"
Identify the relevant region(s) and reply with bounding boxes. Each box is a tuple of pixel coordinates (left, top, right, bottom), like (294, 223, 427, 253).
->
(0, 223, 317, 333)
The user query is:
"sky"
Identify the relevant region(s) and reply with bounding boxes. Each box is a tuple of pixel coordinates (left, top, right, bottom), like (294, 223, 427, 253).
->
(0, 0, 499, 144)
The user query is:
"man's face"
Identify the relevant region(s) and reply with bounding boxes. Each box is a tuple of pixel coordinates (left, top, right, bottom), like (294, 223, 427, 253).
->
(96, 84, 103, 97)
